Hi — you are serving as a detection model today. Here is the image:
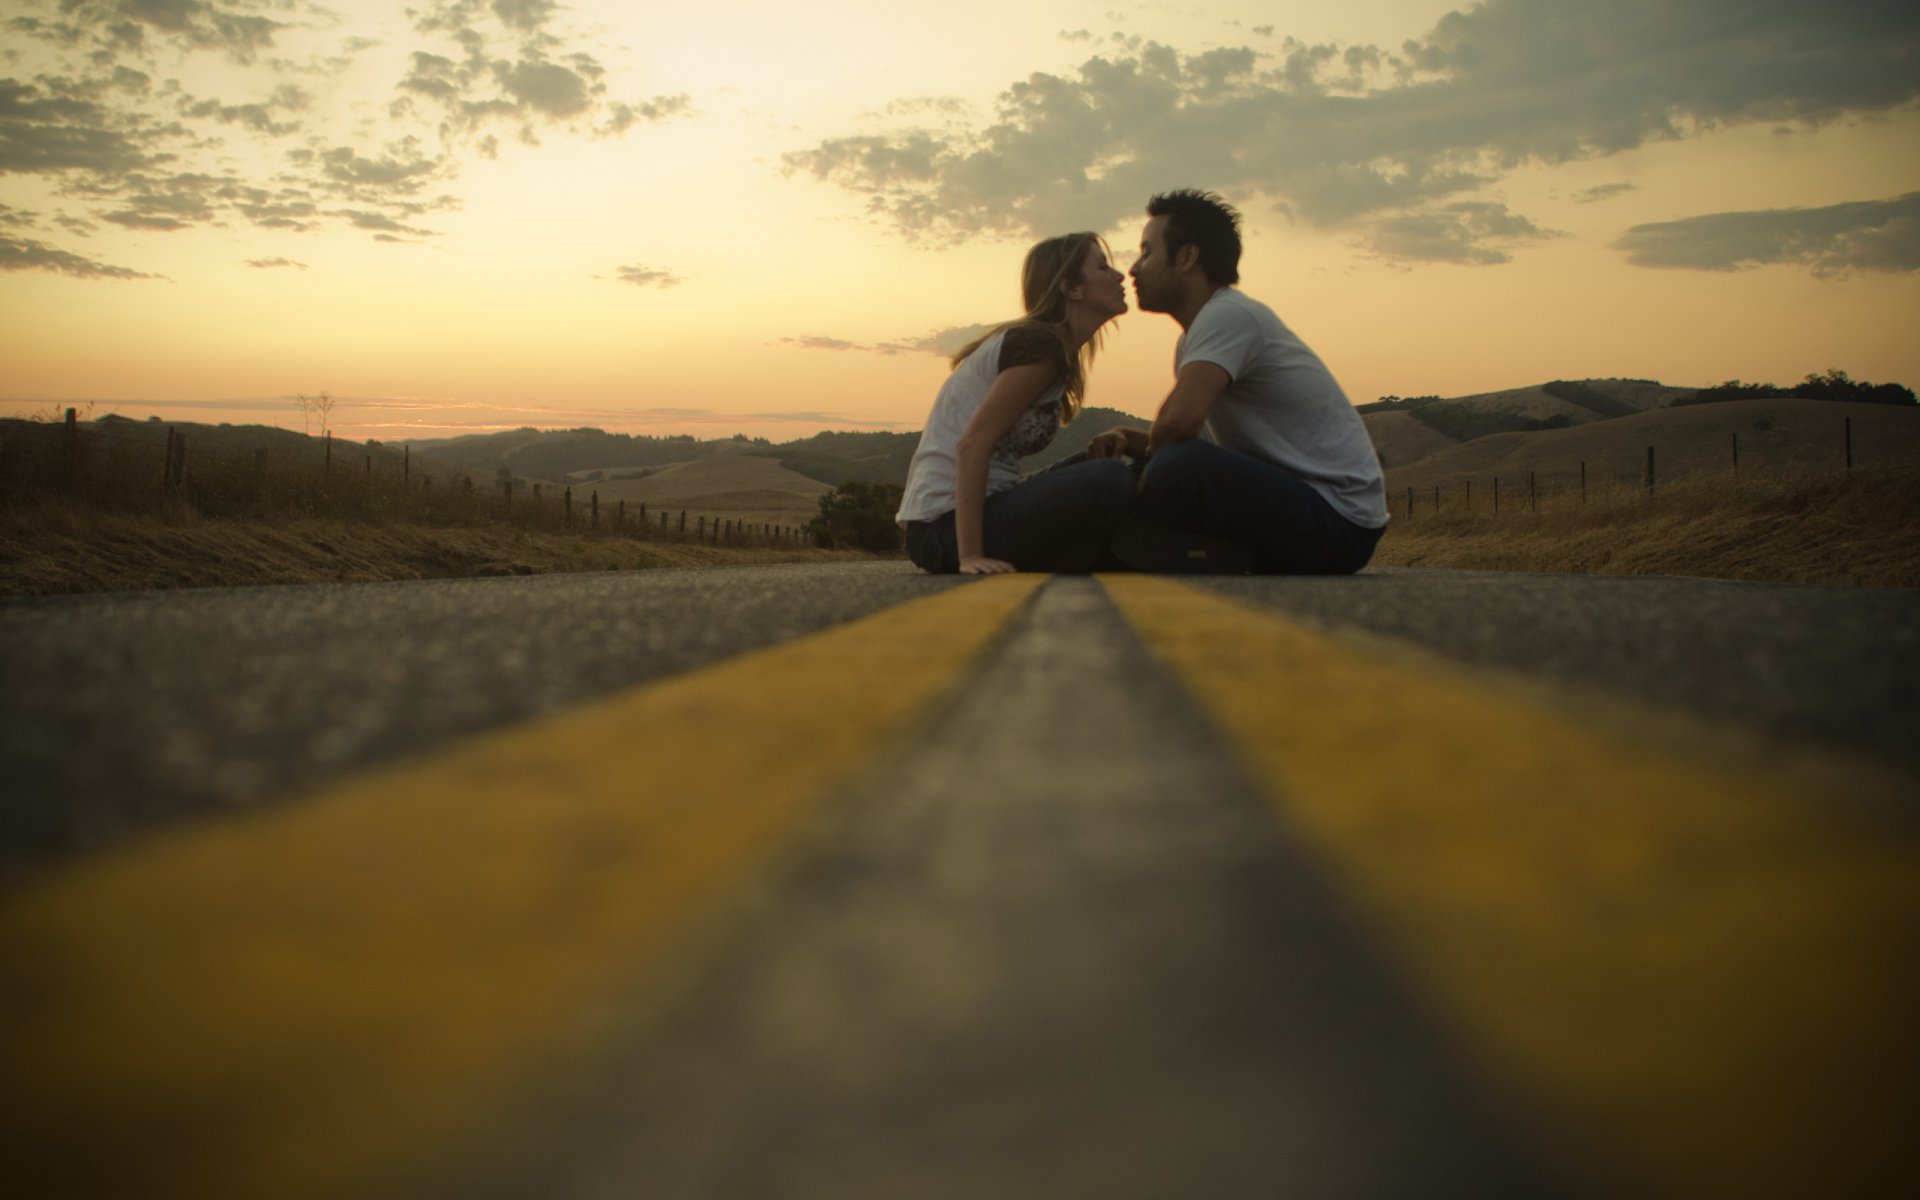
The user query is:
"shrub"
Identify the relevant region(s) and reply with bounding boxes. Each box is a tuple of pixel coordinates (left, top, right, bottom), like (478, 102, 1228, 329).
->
(807, 481, 904, 552)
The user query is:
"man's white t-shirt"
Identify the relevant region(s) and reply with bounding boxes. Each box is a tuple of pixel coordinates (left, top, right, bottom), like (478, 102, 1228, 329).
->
(1178, 288, 1389, 529)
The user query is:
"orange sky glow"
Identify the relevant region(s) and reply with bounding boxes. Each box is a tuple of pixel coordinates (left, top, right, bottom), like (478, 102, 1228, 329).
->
(4, 0, 1918, 442)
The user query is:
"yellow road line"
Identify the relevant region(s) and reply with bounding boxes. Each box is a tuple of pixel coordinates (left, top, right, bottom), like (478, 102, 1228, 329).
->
(1100, 574, 1919, 1200)
(0, 574, 1046, 1200)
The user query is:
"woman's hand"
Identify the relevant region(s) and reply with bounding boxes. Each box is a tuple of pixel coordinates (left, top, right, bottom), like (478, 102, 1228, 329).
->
(959, 555, 1018, 575)
(1085, 429, 1130, 459)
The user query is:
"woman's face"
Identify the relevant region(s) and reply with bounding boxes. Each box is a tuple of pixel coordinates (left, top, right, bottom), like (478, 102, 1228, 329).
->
(1075, 242, 1129, 320)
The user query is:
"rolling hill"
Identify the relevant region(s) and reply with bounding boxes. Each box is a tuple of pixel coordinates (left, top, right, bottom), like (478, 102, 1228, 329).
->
(1381, 398, 1920, 498)
(397, 378, 1916, 526)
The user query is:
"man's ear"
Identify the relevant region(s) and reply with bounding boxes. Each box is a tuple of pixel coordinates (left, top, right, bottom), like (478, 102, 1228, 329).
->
(1174, 242, 1201, 273)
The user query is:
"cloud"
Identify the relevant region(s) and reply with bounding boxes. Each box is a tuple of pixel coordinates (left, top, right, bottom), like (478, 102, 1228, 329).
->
(780, 322, 996, 357)
(781, 335, 863, 352)
(787, 0, 1920, 268)
(1573, 182, 1633, 204)
(244, 255, 305, 268)
(610, 264, 682, 287)
(1, 0, 692, 277)
(1613, 192, 1920, 277)
(1360, 201, 1564, 265)
(903, 323, 996, 355)
(396, 1, 692, 142)
(1, 229, 161, 278)
(92, 0, 287, 65)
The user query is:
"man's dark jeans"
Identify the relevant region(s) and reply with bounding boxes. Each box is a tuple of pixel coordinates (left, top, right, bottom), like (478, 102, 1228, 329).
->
(1128, 439, 1383, 575)
(905, 457, 1136, 573)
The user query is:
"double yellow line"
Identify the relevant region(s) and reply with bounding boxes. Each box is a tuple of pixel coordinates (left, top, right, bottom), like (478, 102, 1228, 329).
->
(1103, 576, 1919, 1200)
(2, 574, 1913, 1199)
(0, 576, 1046, 1200)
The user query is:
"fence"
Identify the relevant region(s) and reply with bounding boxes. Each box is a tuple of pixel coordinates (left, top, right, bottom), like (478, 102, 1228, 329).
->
(0, 412, 818, 549)
(1388, 415, 1894, 523)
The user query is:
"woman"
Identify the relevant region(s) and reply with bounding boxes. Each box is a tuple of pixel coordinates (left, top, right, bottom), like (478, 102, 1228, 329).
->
(896, 232, 1135, 574)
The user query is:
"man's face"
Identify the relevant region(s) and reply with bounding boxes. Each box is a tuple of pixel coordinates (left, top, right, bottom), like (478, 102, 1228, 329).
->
(1129, 214, 1179, 313)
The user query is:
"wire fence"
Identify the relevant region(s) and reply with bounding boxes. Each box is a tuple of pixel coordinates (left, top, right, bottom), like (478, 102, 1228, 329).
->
(0, 413, 816, 548)
(1388, 415, 1905, 522)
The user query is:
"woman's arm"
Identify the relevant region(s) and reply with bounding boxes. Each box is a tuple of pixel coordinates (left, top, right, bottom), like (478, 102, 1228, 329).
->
(953, 360, 1060, 574)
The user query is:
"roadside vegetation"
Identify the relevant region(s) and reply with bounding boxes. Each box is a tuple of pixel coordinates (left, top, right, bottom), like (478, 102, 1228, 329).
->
(1372, 459, 1920, 587)
(0, 416, 880, 597)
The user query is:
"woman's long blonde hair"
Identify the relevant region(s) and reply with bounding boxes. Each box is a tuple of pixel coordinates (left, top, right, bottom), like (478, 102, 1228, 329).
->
(950, 231, 1109, 425)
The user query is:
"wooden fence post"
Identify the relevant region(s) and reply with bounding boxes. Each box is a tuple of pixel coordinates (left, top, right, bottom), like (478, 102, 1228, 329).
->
(1465, 479, 1471, 510)
(1580, 461, 1587, 503)
(565, 486, 573, 527)
(639, 503, 648, 523)
(1731, 432, 1739, 476)
(1646, 446, 1655, 496)
(502, 479, 511, 511)
(403, 445, 410, 484)
(678, 509, 686, 533)
(698, 515, 706, 540)
(1845, 417, 1852, 473)
(1529, 470, 1536, 512)
(364, 454, 371, 478)
(325, 431, 332, 473)
(591, 490, 599, 530)
(617, 498, 625, 529)
(1406, 486, 1413, 520)
(1493, 477, 1499, 514)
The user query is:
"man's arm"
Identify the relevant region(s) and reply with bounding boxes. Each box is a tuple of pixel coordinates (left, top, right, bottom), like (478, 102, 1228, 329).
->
(1147, 360, 1231, 453)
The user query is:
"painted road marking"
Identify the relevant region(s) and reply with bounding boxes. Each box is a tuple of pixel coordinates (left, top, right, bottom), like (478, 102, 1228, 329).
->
(1101, 573, 1919, 1200)
(0, 574, 1046, 1200)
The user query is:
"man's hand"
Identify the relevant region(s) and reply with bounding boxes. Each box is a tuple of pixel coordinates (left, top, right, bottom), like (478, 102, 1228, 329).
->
(1085, 427, 1148, 460)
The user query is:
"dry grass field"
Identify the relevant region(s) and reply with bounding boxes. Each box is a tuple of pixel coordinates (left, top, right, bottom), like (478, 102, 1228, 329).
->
(1372, 460, 1920, 587)
(0, 504, 876, 597)
(585, 455, 832, 530)
(1366, 410, 1465, 470)
(1382, 398, 1920, 494)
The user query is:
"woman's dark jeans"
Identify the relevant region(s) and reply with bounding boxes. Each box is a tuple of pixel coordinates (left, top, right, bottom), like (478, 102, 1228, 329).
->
(905, 457, 1136, 573)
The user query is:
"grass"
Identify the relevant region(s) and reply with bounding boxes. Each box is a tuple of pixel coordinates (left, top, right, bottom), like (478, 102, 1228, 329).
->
(0, 418, 883, 597)
(0, 503, 880, 597)
(1372, 460, 1920, 587)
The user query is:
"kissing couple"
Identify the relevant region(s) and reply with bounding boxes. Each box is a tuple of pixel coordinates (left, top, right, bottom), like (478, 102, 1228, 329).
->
(895, 188, 1389, 577)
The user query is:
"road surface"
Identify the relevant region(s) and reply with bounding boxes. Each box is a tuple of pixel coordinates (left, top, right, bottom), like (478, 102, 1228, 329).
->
(1, 563, 1914, 1199)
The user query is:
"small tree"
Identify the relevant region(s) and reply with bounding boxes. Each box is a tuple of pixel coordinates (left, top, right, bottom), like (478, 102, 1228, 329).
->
(808, 481, 903, 552)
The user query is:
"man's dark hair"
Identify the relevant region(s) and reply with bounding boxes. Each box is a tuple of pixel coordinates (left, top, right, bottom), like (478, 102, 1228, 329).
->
(1147, 189, 1242, 285)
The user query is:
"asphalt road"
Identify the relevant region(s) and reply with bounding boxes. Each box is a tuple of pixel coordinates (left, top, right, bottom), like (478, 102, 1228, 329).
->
(3, 562, 1911, 877)
(1, 563, 1914, 1199)
(0, 564, 968, 876)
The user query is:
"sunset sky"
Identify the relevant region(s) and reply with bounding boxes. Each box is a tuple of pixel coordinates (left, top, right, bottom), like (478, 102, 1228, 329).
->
(3, 0, 1917, 441)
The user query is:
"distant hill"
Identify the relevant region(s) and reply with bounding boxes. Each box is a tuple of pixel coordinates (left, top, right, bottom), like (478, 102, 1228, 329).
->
(588, 456, 833, 530)
(401, 405, 1150, 488)
(1361, 379, 1697, 468)
(1382, 397, 1920, 498)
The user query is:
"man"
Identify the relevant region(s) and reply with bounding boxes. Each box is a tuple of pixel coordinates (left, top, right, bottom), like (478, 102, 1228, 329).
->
(1087, 189, 1389, 574)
